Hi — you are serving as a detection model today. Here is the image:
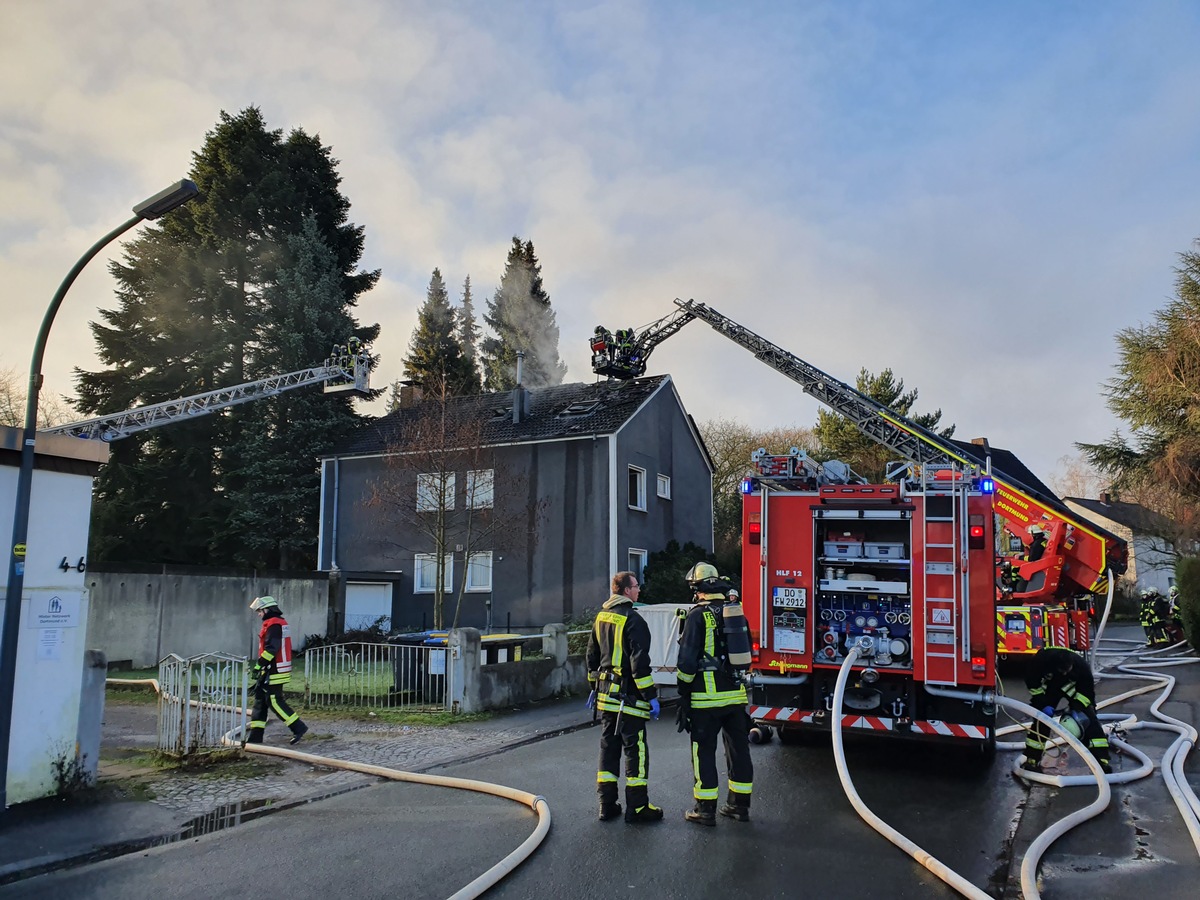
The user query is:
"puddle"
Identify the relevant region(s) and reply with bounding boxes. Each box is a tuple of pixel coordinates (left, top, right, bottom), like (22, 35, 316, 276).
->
(178, 798, 278, 838)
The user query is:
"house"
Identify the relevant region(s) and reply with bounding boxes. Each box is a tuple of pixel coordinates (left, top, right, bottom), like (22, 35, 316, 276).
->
(316, 374, 714, 632)
(1063, 492, 1180, 595)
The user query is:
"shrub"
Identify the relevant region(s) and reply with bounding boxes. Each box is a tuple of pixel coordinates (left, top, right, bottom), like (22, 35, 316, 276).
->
(1176, 557, 1200, 647)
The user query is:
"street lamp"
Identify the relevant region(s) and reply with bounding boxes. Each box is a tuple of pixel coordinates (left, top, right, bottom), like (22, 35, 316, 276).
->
(0, 179, 199, 814)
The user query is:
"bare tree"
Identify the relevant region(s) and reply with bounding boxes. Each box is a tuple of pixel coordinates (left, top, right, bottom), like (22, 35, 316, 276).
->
(0, 366, 74, 428)
(1049, 453, 1109, 500)
(361, 379, 546, 629)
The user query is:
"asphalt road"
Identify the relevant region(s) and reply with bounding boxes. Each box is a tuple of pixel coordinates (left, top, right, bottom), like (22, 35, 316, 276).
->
(4, 633, 1196, 900)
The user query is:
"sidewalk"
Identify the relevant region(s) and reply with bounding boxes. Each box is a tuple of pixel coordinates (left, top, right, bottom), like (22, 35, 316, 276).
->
(0, 692, 597, 886)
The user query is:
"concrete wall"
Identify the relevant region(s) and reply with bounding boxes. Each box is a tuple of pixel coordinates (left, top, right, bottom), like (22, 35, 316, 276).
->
(85, 569, 330, 669)
(451, 623, 588, 713)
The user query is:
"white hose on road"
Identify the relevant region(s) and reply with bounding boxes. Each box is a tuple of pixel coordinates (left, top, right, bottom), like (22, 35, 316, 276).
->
(830, 647, 993, 900)
(107, 677, 551, 900)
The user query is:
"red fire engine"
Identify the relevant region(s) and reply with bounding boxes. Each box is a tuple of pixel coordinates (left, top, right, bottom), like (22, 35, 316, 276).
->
(739, 452, 998, 750)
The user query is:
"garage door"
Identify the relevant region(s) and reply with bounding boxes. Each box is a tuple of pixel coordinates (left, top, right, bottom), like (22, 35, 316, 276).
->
(345, 582, 392, 631)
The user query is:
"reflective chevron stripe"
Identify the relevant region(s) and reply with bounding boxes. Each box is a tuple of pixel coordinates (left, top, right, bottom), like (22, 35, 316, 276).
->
(748, 706, 990, 740)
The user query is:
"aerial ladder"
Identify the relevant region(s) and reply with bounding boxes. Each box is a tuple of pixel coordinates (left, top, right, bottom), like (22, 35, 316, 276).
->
(47, 340, 371, 442)
(592, 299, 1127, 648)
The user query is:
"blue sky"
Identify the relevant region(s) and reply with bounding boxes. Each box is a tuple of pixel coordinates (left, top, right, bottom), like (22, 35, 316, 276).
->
(3, 1, 1199, 486)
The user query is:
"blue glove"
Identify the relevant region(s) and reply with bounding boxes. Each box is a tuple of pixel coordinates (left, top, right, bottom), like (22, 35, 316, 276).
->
(649, 699, 661, 720)
(585, 690, 596, 710)
(1041, 706, 1056, 718)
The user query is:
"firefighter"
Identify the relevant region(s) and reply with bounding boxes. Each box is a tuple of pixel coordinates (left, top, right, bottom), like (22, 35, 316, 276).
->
(1021, 647, 1110, 774)
(585, 571, 663, 824)
(1026, 525, 1049, 563)
(247, 596, 308, 745)
(1138, 588, 1159, 645)
(676, 563, 754, 826)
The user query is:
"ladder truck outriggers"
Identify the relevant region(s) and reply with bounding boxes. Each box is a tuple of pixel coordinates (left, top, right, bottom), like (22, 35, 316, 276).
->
(47, 340, 371, 442)
(591, 300, 1128, 750)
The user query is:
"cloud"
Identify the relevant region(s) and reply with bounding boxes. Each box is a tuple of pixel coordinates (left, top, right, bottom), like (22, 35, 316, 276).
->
(3, 0, 1200, 485)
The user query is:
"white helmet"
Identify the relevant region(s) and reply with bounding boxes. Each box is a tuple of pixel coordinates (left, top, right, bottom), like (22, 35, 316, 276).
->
(1058, 711, 1083, 740)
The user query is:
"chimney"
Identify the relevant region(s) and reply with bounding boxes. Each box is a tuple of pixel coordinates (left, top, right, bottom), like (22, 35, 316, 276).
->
(971, 437, 988, 446)
(512, 351, 529, 425)
(1100, 491, 1110, 505)
(399, 384, 423, 409)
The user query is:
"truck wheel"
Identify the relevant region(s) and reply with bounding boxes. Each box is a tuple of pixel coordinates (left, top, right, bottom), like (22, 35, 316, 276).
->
(777, 726, 806, 746)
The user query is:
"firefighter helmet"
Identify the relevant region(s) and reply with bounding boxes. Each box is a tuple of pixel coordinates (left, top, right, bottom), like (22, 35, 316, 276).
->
(250, 595, 279, 612)
(1029, 524, 1045, 535)
(686, 562, 723, 592)
(1057, 711, 1083, 740)
(1169, 585, 1179, 600)
(1140, 587, 1158, 599)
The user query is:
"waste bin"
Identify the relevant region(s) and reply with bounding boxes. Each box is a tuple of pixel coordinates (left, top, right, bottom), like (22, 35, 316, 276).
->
(389, 631, 437, 701)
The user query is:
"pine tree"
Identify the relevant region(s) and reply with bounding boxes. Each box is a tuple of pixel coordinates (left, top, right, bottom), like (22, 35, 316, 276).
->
(814, 368, 954, 483)
(75, 106, 379, 566)
(403, 268, 476, 396)
(456, 275, 483, 394)
(480, 238, 567, 391)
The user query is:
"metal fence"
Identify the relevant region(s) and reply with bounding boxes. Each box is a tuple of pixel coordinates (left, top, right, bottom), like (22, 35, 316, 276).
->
(158, 652, 249, 756)
(301, 641, 452, 710)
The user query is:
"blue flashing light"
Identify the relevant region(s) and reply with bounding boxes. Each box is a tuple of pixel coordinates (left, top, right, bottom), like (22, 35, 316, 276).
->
(979, 477, 995, 494)
(740, 477, 756, 495)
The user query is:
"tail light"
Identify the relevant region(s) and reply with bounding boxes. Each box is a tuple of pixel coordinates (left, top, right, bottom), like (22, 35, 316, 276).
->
(970, 643, 987, 677)
(748, 513, 762, 545)
(968, 514, 985, 549)
(751, 640, 760, 660)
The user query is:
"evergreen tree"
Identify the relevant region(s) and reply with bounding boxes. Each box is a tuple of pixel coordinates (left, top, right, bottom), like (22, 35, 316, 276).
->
(480, 238, 567, 390)
(814, 368, 954, 483)
(222, 217, 379, 569)
(456, 275, 483, 394)
(402, 268, 476, 396)
(75, 106, 379, 565)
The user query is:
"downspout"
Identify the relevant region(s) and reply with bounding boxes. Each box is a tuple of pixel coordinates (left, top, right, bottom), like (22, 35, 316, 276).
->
(331, 456, 340, 571)
(609, 434, 619, 578)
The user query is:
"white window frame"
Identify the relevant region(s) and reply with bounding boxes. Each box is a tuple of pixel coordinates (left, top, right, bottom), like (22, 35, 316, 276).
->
(465, 551, 493, 592)
(466, 469, 495, 509)
(628, 465, 647, 511)
(657, 474, 671, 499)
(417, 472, 455, 511)
(414, 553, 454, 593)
(628, 548, 647, 582)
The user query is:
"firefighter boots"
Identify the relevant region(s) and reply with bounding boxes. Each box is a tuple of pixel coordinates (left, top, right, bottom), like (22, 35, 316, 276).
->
(289, 721, 309, 745)
(598, 784, 622, 822)
(719, 792, 751, 822)
(623, 786, 663, 824)
(685, 800, 717, 827)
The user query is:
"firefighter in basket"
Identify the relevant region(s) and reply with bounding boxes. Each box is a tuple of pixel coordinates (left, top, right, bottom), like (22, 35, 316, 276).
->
(1021, 647, 1110, 774)
(585, 571, 664, 824)
(676, 563, 754, 825)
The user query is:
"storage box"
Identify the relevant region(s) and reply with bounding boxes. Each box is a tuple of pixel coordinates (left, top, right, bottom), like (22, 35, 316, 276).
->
(864, 542, 905, 559)
(824, 541, 863, 558)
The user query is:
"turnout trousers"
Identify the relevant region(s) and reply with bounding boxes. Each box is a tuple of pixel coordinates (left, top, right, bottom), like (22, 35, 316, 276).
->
(689, 705, 753, 802)
(597, 710, 652, 807)
(248, 681, 302, 743)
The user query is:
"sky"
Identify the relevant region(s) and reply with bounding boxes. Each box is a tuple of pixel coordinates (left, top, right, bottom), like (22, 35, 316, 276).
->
(3, 0, 1199, 488)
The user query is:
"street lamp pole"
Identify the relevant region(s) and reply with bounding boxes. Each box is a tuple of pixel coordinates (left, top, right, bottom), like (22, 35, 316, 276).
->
(0, 179, 198, 814)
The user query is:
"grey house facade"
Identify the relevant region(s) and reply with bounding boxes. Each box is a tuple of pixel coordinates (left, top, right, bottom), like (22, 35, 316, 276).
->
(316, 374, 713, 631)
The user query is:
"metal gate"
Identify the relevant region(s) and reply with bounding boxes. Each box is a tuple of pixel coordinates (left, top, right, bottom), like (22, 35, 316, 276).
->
(158, 653, 250, 756)
(302, 641, 452, 710)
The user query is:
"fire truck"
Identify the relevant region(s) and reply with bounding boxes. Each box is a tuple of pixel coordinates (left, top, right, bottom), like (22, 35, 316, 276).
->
(591, 300, 1127, 658)
(740, 449, 999, 750)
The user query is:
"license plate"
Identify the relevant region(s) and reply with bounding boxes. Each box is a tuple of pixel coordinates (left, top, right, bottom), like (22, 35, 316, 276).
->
(772, 587, 807, 608)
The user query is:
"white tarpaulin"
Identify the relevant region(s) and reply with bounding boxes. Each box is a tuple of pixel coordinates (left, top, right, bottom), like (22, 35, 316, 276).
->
(636, 603, 693, 686)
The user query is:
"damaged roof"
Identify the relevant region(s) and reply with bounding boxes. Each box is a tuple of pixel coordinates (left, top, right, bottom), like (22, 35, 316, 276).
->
(327, 374, 672, 458)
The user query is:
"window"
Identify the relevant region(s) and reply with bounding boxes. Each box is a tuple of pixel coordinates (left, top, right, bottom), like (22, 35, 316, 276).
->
(557, 400, 601, 418)
(657, 474, 671, 499)
(417, 472, 455, 511)
(628, 466, 647, 511)
(466, 469, 494, 509)
(414, 553, 454, 593)
(628, 549, 647, 583)
(466, 552, 493, 592)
